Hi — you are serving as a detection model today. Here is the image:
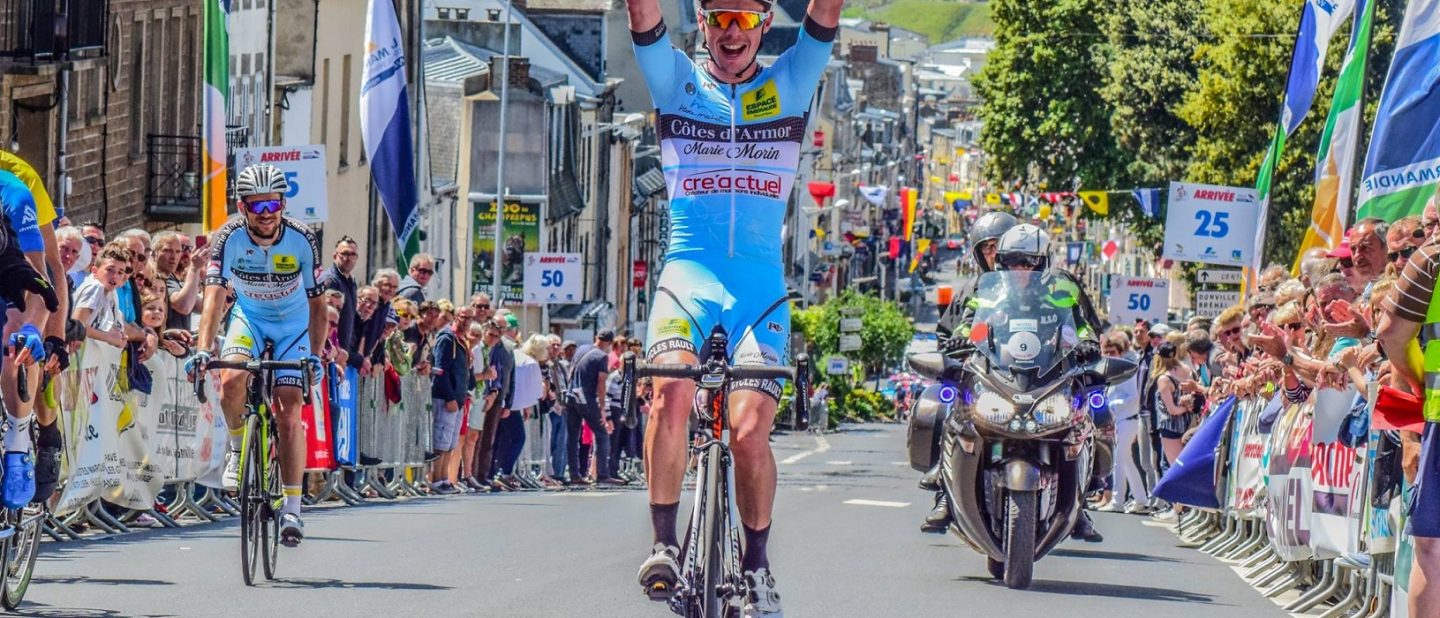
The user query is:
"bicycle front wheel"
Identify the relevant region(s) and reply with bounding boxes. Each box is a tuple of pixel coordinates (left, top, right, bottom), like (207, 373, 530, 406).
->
(0, 506, 42, 610)
(691, 447, 725, 618)
(261, 424, 280, 580)
(239, 415, 262, 586)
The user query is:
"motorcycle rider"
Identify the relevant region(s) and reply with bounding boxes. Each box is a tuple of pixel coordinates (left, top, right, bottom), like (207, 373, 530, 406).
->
(921, 211, 1016, 533)
(922, 223, 1106, 540)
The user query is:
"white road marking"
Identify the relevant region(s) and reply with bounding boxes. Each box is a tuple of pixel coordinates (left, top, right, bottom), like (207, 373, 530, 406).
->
(779, 434, 830, 464)
(843, 499, 911, 508)
(825, 460, 854, 466)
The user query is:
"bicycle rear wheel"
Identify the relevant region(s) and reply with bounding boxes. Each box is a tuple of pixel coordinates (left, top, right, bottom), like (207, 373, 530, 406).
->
(261, 423, 280, 580)
(0, 506, 41, 610)
(239, 415, 262, 586)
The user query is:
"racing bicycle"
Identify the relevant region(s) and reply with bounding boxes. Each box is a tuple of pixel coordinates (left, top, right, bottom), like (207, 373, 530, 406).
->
(622, 328, 809, 618)
(194, 342, 313, 586)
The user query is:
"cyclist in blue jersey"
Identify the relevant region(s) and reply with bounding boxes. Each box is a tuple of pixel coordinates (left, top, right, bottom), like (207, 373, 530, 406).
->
(626, 0, 843, 615)
(0, 168, 59, 509)
(189, 164, 325, 546)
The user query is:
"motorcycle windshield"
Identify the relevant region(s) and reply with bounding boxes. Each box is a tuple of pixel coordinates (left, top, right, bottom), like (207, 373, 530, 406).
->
(966, 271, 1080, 386)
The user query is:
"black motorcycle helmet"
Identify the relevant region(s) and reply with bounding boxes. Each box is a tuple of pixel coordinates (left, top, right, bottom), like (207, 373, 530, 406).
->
(969, 211, 1018, 273)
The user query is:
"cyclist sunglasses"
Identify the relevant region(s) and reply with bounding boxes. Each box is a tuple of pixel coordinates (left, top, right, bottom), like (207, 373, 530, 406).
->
(244, 199, 284, 215)
(700, 9, 767, 31)
(1390, 245, 1419, 262)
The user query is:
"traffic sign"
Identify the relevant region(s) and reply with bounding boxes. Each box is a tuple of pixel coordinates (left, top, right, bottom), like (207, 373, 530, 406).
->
(1108, 277, 1169, 324)
(840, 318, 863, 332)
(839, 334, 862, 352)
(1195, 290, 1241, 318)
(1198, 269, 1243, 285)
(522, 253, 583, 304)
(826, 356, 850, 375)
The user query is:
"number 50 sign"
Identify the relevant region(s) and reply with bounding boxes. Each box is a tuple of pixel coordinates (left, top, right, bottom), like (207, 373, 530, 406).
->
(523, 253, 583, 304)
(1161, 181, 1259, 267)
(1108, 276, 1170, 324)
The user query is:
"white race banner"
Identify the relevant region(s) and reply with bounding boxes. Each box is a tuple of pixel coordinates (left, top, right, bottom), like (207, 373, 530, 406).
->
(523, 252, 583, 304)
(1162, 181, 1260, 267)
(1107, 276, 1170, 323)
(234, 145, 329, 224)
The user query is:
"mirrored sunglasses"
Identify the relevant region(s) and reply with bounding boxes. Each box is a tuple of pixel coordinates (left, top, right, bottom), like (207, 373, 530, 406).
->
(701, 9, 767, 30)
(244, 199, 284, 215)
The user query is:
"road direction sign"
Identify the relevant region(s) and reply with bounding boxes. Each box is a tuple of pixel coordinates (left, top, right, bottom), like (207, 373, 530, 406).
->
(1198, 269, 1243, 285)
(839, 334, 862, 352)
(840, 318, 863, 332)
(1195, 291, 1241, 318)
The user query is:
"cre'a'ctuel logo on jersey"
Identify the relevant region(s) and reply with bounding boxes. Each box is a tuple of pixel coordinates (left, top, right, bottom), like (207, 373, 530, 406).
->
(742, 80, 780, 121)
(272, 254, 298, 273)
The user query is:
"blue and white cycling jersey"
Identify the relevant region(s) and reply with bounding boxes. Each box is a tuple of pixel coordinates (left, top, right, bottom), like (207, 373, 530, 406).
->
(204, 215, 322, 326)
(633, 17, 835, 399)
(633, 18, 835, 263)
(0, 170, 43, 255)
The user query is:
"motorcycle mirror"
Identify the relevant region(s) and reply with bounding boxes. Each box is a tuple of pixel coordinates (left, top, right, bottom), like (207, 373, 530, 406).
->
(907, 352, 946, 380)
(1095, 356, 1138, 386)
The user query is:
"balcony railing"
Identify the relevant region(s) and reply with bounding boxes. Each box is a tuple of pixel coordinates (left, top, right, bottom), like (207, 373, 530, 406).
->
(0, 0, 107, 62)
(145, 134, 201, 223)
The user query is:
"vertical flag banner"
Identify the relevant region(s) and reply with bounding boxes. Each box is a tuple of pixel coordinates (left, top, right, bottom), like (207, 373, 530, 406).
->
(901, 187, 917, 241)
(202, 0, 230, 232)
(908, 238, 931, 272)
(1133, 188, 1161, 219)
(1079, 191, 1109, 215)
(1299, 0, 1375, 267)
(361, 0, 420, 267)
(1357, 0, 1440, 222)
(1251, 0, 1356, 273)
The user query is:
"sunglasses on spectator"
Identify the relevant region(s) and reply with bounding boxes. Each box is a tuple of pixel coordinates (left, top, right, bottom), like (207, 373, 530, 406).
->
(415, 268, 435, 276)
(84, 237, 103, 246)
(337, 251, 358, 258)
(244, 199, 284, 214)
(1390, 246, 1419, 262)
(700, 9, 767, 30)
(473, 303, 490, 310)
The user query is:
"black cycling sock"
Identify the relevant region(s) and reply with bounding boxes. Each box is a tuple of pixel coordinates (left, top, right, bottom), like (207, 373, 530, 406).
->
(651, 502, 679, 548)
(742, 524, 770, 572)
(36, 420, 62, 448)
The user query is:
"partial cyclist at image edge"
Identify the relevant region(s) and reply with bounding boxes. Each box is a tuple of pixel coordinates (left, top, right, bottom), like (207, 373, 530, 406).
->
(626, 0, 843, 616)
(189, 163, 325, 547)
(0, 161, 61, 511)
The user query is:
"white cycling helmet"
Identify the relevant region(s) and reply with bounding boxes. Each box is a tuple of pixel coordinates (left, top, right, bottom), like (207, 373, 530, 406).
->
(234, 163, 289, 198)
(996, 223, 1050, 271)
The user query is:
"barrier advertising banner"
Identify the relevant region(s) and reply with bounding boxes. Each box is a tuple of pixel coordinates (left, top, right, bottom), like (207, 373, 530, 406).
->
(304, 372, 334, 471)
(1266, 403, 1314, 561)
(334, 366, 359, 467)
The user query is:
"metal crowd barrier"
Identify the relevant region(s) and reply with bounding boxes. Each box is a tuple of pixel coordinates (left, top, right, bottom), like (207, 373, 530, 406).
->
(1158, 389, 1401, 617)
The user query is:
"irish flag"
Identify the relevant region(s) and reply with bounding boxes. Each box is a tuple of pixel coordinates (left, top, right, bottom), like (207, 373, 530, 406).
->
(1297, 0, 1374, 267)
(202, 0, 229, 232)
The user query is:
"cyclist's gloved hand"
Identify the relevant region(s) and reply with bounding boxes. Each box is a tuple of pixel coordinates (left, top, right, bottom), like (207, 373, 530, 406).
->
(8, 324, 43, 364)
(186, 350, 213, 379)
(303, 354, 324, 382)
(43, 336, 68, 372)
(0, 272, 58, 313)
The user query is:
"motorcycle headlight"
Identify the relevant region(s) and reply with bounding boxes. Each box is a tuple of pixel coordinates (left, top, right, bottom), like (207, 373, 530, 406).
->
(1032, 392, 1075, 428)
(972, 383, 1015, 426)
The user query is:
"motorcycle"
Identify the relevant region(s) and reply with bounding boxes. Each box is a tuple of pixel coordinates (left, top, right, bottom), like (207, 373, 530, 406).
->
(906, 270, 1136, 589)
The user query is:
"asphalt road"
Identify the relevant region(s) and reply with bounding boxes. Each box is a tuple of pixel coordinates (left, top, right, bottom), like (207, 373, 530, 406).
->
(22, 424, 1286, 618)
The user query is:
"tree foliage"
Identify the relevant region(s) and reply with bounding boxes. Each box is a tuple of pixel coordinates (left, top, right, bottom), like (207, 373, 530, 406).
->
(974, 0, 1129, 191)
(976, 0, 1403, 270)
(791, 291, 913, 378)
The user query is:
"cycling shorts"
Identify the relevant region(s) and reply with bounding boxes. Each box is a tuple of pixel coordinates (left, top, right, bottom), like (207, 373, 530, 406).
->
(645, 256, 789, 402)
(221, 303, 312, 389)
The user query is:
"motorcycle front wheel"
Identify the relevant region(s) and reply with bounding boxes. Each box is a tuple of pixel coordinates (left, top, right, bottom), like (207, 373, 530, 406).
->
(1003, 490, 1037, 590)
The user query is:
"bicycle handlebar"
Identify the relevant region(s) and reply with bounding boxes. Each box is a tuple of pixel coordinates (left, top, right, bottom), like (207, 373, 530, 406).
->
(633, 362, 795, 381)
(620, 352, 812, 430)
(193, 358, 315, 406)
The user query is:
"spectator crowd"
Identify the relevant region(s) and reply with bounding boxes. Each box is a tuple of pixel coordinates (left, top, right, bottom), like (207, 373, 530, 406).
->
(1082, 206, 1440, 612)
(56, 218, 656, 513)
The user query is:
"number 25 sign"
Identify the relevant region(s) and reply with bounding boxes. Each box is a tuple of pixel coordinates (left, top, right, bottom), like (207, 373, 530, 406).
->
(1161, 181, 1259, 267)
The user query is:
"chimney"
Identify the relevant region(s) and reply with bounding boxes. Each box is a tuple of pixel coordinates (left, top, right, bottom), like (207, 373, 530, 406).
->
(850, 45, 877, 64)
(508, 57, 530, 89)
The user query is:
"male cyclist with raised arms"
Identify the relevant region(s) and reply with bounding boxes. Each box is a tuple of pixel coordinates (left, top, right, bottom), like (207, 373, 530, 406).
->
(626, 0, 842, 615)
(189, 164, 325, 546)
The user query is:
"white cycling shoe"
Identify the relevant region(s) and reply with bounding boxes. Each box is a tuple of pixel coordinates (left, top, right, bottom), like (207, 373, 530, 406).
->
(637, 544, 680, 601)
(222, 449, 241, 491)
(279, 512, 305, 547)
(742, 569, 783, 618)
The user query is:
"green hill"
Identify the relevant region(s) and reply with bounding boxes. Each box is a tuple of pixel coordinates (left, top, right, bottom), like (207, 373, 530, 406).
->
(842, 0, 994, 44)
